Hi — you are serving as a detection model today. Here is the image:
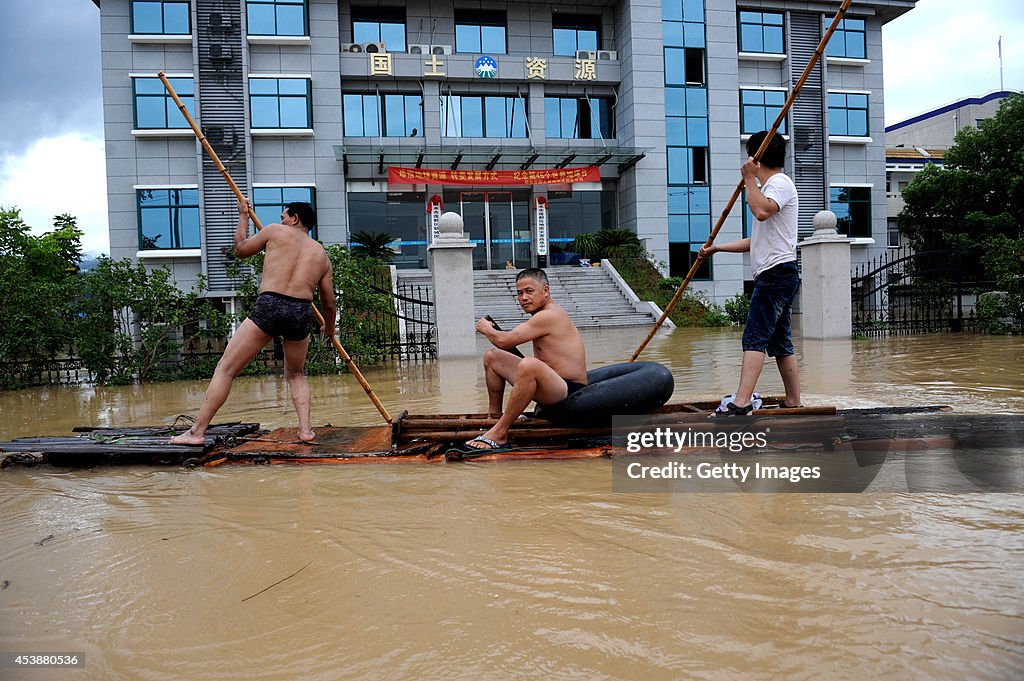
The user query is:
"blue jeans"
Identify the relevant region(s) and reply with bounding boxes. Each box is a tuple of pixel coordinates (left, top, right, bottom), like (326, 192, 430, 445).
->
(742, 261, 800, 357)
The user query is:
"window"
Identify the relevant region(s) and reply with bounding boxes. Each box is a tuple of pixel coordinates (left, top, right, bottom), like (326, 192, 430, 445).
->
(740, 89, 787, 135)
(346, 192, 427, 269)
(830, 186, 872, 238)
(552, 14, 600, 56)
(352, 6, 406, 52)
(828, 92, 869, 136)
(250, 78, 312, 128)
(663, 0, 705, 48)
(741, 194, 756, 239)
(133, 77, 194, 129)
(826, 17, 866, 59)
(738, 11, 784, 54)
(137, 189, 200, 249)
(247, 0, 306, 36)
(545, 97, 613, 139)
(665, 87, 708, 146)
(253, 187, 317, 239)
(547, 190, 617, 265)
(343, 94, 422, 137)
(887, 218, 900, 247)
(131, 0, 190, 35)
(664, 47, 705, 86)
(455, 10, 507, 54)
(441, 95, 526, 138)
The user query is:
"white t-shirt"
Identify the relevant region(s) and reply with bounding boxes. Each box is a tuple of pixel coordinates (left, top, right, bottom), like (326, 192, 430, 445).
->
(749, 172, 799, 278)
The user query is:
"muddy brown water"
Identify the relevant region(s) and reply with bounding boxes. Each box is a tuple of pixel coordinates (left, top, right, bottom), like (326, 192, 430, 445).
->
(1, 327, 1022, 680)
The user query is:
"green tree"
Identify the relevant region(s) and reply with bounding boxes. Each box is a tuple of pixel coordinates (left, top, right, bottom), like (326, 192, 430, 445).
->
(900, 93, 1024, 257)
(0, 209, 83, 386)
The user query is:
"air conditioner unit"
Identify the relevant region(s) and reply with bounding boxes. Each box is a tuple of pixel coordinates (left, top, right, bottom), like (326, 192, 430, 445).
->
(363, 42, 387, 53)
(408, 44, 431, 54)
(209, 44, 233, 61)
(597, 50, 618, 60)
(430, 44, 453, 55)
(342, 43, 363, 53)
(575, 50, 597, 60)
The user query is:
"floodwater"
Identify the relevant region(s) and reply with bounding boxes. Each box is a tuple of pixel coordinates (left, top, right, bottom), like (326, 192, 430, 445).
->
(1, 327, 1023, 680)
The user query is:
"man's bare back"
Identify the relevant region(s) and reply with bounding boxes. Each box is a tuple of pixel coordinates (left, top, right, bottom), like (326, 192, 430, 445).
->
(256, 223, 332, 301)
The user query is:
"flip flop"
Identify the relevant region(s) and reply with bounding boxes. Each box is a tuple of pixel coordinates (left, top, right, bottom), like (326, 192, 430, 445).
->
(447, 435, 513, 459)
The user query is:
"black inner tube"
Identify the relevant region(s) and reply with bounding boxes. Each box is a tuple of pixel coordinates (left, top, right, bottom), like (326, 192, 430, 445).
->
(534, 362, 674, 425)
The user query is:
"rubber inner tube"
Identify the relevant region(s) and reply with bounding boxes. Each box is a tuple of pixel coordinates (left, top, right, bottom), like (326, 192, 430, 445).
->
(534, 362, 674, 425)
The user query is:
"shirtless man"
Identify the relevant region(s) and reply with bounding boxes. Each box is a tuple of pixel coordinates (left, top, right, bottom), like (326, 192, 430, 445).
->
(170, 199, 336, 445)
(465, 268, 588, 451)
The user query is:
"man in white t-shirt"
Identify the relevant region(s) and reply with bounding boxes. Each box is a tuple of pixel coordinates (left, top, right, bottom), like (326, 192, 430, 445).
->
(698, 131, 802, 415)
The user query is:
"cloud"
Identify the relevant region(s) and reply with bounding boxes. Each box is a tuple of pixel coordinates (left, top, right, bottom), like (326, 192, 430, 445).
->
(0, 133, 110, 255)
(883, 0, 1024, 125)
(0, 0, 103, 158)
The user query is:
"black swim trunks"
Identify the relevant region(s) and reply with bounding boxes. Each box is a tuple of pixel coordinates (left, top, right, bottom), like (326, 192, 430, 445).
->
(564, 378, 586, 397)
(248, 291, 314, 341)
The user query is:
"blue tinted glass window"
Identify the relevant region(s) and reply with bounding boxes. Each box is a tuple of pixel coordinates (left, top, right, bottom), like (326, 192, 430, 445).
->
(544, 97, 613, 139)
(455, 10, 506, 54)
(668, 147, 691, 184)
(352, 7, 406, 51)
(247, 0, 307, 36)
(828, 92, 869, 136)
(131, 1, 191, 35)
(361, 97, 379, 135)
(253, 186, 316, 237)
(133, 77, 194, 129)
(462, 97, 483, 137)
(137, 188, 201, 249)
(553, 29, 577, 55)
(829, 186, 872, 237)
(686, 87, 707, 116)
(665, 88, 685, 116)
(552, 14, 601, 55)
(738, 11, 784, 54)
(826, 18, 866, 58)
(686, 117, 708, 146)
(442, 95, 525, 137)
(741, 89, 787, 134)
(249, 78, 311, 128)
(663, 0, 683, 22)
(683, 23, 704, 48)
(683, 0, 704, 22)
(664, 48, 685, 85)
(666, 117, 687, 146)
(663, 22, 684, 48)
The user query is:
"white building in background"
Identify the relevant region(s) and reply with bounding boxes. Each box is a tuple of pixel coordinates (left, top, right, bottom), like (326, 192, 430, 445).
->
(885, 89, 1019, 248)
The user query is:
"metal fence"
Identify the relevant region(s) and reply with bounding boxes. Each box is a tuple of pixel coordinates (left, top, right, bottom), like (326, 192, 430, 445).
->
(851, 245, 990, 336)
(366, 272, 437, 361)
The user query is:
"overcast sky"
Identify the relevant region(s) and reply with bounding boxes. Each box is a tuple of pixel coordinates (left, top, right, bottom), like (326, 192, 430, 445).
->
(0, 0, 1021, 256)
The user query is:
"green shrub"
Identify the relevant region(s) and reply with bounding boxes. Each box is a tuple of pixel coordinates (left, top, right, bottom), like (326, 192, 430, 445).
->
(724, 292, 750, 326)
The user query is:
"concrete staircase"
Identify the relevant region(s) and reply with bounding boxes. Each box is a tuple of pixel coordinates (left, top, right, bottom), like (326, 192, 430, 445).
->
(396, 265, 664, 329)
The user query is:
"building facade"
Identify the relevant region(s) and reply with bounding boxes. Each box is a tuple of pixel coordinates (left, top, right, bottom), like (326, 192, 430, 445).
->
(885, 90, 1018, 248)
(95, 0, 915, 306)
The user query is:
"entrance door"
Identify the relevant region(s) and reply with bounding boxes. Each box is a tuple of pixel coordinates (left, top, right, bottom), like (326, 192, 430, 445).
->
(455, 191, 530, 270)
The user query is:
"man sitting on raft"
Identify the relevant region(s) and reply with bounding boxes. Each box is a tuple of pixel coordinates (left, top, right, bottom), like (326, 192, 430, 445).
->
(466, 268, 588, 452)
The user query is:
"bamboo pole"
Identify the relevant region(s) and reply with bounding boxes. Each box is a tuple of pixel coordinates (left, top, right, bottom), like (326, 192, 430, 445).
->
(157, 71, 393, 424)
(631, 0, 855, 361)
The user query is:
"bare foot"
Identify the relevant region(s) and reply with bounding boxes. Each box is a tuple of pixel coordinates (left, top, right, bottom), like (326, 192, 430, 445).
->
(169, 429, 206, 446)
(298, 429, 316, 444)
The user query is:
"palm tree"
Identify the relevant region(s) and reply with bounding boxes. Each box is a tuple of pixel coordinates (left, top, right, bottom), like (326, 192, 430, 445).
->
(595, 228, 643, 259)
(350, 230, 397, 261)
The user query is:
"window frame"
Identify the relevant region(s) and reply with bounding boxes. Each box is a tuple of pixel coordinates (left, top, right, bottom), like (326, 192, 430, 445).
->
(737, 10, 785, 55)
(252, 186, 318, 240)
(740, 88, 788, 135)
(351, 6, 407, 51)
(132, 76, 195, 130)
(246, 0, 308, 37)
(440, 94, 527, 138)
(454, 9, 507, 55)
(130, 0, 192, 35)
(828, 91, 870, 137)
(829, 185, 873, 239)
(544, 96, 614, 139)
(249, 77, 313, 129)
(825, 17, 866, 59)
(343, 92, 423, 137)
(551, 13, 601, 56)
(136, 187, 202, 250)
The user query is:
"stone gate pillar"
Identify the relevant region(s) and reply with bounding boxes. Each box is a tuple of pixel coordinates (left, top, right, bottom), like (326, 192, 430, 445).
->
(428, 212, 477, 357)
(799, 210, 853, 340)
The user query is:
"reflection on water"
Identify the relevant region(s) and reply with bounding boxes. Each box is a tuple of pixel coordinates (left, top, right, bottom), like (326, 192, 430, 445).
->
(1, 328, 1023, 680)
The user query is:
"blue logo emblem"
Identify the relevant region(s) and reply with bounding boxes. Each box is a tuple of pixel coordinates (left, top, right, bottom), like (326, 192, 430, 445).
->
(475, 56, 497, 78)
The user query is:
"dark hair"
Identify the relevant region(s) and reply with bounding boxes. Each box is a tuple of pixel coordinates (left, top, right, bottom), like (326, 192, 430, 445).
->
(516, 267, 549, 286)
(285, 201, 316, 229)
(746, 131, 787, 169)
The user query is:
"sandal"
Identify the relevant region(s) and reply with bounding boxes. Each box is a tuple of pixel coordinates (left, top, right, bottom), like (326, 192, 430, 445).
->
(715, 402, 754, 417)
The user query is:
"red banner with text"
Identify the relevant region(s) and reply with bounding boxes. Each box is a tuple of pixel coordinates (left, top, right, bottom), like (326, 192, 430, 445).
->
(388, 166, 601, 186)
